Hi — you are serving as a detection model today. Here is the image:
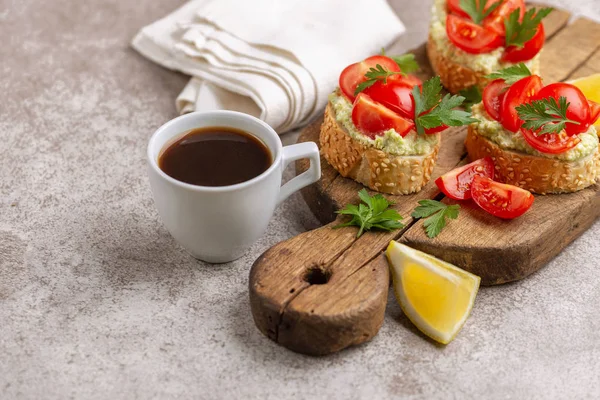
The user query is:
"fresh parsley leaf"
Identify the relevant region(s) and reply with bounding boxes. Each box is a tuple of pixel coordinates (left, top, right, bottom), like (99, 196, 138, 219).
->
(391, 53, 420, 74)
(379, 47, 420, 74)
(410, 199, 447, 218)
(334, 189, 405, 238)
(485, 63, 532, 84)
(354, 64, 404, 95)
(423, 206, 460, 239)
(419, 94, 474, 126)
(354, 80, 377, 95)
(459, 85, 482, 111)
(516, 96, 580, 134)
(358, 188, 374, 208)
(412, 76, 443, 129)
(505, 7, 553, 48)
(411, 199, 460, 239)
(459, 0, 502, 25)
(412, 77, 479, 134)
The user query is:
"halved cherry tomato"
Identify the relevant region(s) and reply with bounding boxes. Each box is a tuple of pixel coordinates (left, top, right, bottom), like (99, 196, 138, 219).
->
(339, 55, 400, 101)
(521, 128, 581, 154)
(589, 100, 600, 125)
(446, 14, 503, 54)
(351, 93, 415, 139)
(447, 0, 506, 20)
(363, 78, 415, 119)
(471, 175, 534, 219)
(435, 157, 495, 200)
(483, 0, 526, 36)
(425, 125, 448, 134)
(447, 0, 471, 19)
(363, 77, 444, 133)
(502, 23, 546, 63)
(400, 74, 423, 88)
(483, 79, 509, 121)
(534, 82, 591, 135)
(500, 75, 543, 132)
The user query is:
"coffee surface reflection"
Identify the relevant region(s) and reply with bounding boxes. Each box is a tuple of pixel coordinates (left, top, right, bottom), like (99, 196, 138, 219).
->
(159, 127, 272, 187)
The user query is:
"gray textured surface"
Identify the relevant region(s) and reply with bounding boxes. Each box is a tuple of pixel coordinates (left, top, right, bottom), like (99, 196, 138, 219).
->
(1, 0, 600, 399)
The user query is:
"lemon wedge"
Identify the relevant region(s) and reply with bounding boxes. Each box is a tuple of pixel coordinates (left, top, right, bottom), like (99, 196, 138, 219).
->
(386, 241, 481, 344)
(569, 73, 600, 126)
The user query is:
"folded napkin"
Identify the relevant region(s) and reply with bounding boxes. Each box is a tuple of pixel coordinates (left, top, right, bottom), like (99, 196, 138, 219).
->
(132, 0, 405, 133)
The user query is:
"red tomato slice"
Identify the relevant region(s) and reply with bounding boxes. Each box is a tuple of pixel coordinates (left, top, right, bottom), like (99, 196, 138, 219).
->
(351, 93, 415, 139)
(425, 125, 448, 134)
(501, 75, 543, 132)
(521, 128, 581, 154)
(502, 23, 546, 63)
(339, 55, 400, 101)
(446, 14, 503, 54)
(399, 74, 423, 88)
(363, 77, 445, 133)
(447, 0, 471, 18)
(447, 0, 506, 20)
(589, 100, 600, 125)
(362, 78, 415, 119)
(471, 175, 534, 219)
(435, 157, 495, 200)
(483, 0, 526, 36)
(483, 79, 509, 121)
(533, 82, 591, 136)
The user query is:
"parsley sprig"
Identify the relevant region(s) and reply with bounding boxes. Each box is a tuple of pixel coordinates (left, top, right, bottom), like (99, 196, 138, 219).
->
(380, 48, 420, 75)
(355, 64, 403, 95)
(411, 200, 460, 239)
(460, 0, 502, 25)
(391, 54, 420, 75)
(412, 76, 478, 135)
(334, 189, 405, 238)
(516, 96, 580, 134)
(486, 63, 532, 85)
(459, 85, 482, 112)
(505, 7, 553, 48)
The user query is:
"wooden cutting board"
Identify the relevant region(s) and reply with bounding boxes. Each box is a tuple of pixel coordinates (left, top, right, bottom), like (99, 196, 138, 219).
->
(250, 5, 600, 356)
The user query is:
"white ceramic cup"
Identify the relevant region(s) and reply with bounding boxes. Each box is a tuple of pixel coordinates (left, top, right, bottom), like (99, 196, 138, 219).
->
(147, 111, 321, 263)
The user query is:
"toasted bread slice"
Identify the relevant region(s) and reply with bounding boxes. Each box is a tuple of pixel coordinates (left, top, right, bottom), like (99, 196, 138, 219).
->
(427, 34, 540, 94)
(319, 104, 440, 195)
(465, 126, 600, 194)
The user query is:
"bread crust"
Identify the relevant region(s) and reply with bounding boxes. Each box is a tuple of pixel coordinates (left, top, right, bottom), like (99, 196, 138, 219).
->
(319, 104, 440, 195)
(465, 126, 600, 194)
(427, 34, 540, 94)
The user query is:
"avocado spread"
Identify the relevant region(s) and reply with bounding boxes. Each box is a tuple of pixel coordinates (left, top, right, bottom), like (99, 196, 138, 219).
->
(429, 0, 539, 74)
(328, 91, 439, 156)
(471, 102, 599, 161)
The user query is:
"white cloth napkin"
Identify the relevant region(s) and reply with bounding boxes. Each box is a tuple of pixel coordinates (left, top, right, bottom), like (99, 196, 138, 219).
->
(132, 0, 405, 133)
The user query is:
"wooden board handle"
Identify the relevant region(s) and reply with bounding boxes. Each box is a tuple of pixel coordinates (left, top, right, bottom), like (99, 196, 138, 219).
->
(249, 220, 390, 356)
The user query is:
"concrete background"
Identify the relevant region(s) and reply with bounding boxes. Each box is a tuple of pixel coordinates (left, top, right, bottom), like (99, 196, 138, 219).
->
(1, 0, 599, 399)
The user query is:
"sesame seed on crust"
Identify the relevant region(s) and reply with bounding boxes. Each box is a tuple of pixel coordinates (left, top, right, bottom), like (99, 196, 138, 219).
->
(319, 104, 441, 195)
(465, 126, 600, 194)
(427, 34, 540, 94)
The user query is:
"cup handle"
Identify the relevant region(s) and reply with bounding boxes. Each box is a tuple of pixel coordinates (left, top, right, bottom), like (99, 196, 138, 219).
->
(277, 142, 321, 204)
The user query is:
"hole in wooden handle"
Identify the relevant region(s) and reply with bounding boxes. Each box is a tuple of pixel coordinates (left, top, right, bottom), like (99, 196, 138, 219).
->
(303, 265, 331, 285)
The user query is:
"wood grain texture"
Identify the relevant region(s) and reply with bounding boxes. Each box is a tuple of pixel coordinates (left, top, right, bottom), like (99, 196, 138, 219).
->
(296, 119, 341, 223)
(568, 47, 600, 81)
(401, 185, 600, 285)
(541, 18, 600, 83)
(532, 3, 570, 38)
(251, 5, 600, 355)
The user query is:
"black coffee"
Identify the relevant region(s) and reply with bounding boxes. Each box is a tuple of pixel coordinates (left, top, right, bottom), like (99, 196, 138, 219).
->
(158, 127, 272, 187)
